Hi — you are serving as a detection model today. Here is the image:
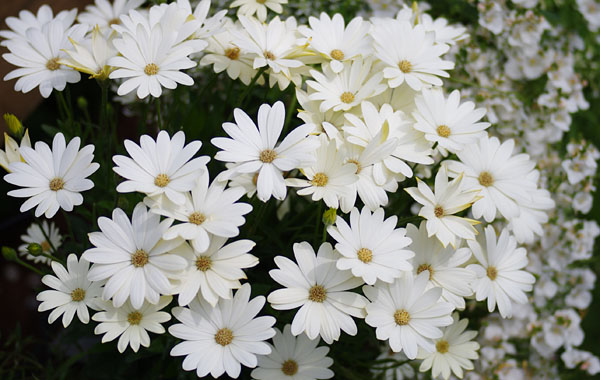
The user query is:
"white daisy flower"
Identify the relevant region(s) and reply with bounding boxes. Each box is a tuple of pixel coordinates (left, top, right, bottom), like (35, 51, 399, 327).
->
(363, 272, 455, 359)
(327, 206, 414, 285)
(169, 283, 276, 378)
(306, 58, 386, 112)
(466, 225, 535, 318)
(407, 222, 475, 309)
(0, 129, 30, 172)
(108, 20, 204, 98)
(61, 25, 117, 80)
(78, 0, 145, 32)
(83, 203, 188, 309)
(0, 5, 77, 46)
(4, 132, 99, 218)
(3, 19, 87, 98)
(93, 296, 172, 353)
(342, 101, 433, 183)
(174, 237, 258, 307)
(18, 220, 62, 265)
(113, 130, 209, 206)
(144, 170, 252, 253)
(370, 19, 454, 90)
(299, 12, 372, 73)
(417, 313, 480, 380)
(296, 88, 345, 132)
(267, 242, 368, 344)
(230, 0, 288, 22)
(444, 135, 540, 223)
(37, 254, 103, 327)
(286, 135, 357, 210)
(212, 101, 316, 202)
(412, 88, 490, 154)
(405, 168, 481, 248)
(251, 324, 334, 380)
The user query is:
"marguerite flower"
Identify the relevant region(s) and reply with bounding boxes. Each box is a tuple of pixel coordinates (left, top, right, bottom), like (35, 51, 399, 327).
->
(251, 324, 334, 380)
(299, 13, 371, 73)
(267, 242, 368, 344)
(169, 283, 276, 378)
(407, 222, 475, 309)
(212, 101, 316, 202)
(363, 272, 455, 359)
(83, 203, 187, 309)
(466, 225, 535, 318)
(37, 254, 103, 327)
(78, 0, 145, 32)
(3, 19, 87, 98)
(370, 19, 454, 90)
(113, 130, 209, 206)
(0, 5, 76, 45)
(0, 129, 31, 172)
(145, 171, 252, 252)
(306, 58, 386, 112)
(417, 313, 480, 380)
(412, 88, 490, 154)
(4, 132, 99, 218)
(93, 296, 172, 353)
(327, 206, 414, 285)
(230, 0, 288, 22)
(18, 221, 62, 265)
(173, 237, 258, 306)
(61, 25, 116, 80)
(405, 168, 481, 248)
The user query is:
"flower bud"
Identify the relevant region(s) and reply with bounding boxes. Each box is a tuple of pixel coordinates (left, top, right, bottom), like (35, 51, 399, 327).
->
(2, 246, 17, 261)
(3, 113, 23, 138)
(322, 208, 337, 226)
(27, 243, 43, 256)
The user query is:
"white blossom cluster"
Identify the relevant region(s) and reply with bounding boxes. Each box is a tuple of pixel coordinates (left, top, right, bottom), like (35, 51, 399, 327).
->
(0, 0, 597, 379)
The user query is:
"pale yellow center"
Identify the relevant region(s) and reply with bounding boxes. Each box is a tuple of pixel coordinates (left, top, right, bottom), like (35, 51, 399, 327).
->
(49, 177, 64, 191)
(434, 206, 444, 218)
(215, 328, 234, 346)
(225, 47, 240, 60)
(264, 51, 275, 60)
(308, 285, 327, 303)
(131, 249, 149, 268)
(437, 125, 451, 138)
(398, 60, 412, 73)
(195, 256, 212, 272)
(330, 49, 344, 60)
(478, 171, 494, 187)
(281, 359, 299, 376)
(487, 266, 498, 281)
(417, 263, 434, 280)
(340, 91, 355, 104)
(154, 173, 170, 187)
(144, 63, 159, 76)
(46, 57, 61, 71)
(70, 288, 86, 302)
(127, 311, 143, 325)
(108, 18, 120, 25)
(311, 172, 328, 187)
(189, 212, 206, 225)
(394, 309, 411, 325)
(436, 340, 449, 353)
(259, 149, 277, 163)
(41, 241, 51, 252)
(357, 248, 373, 263)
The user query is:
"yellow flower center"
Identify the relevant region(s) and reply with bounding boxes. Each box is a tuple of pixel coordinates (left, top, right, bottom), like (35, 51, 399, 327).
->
(311, 172, 328, 187)
(70, 288, 86, 302)
(256, 0, 267, 3)
(434, 206, 444, 218)
(131, 249, 149, 268)
(417, 263, 434, 280)
(46, 57, 61, 71)
(188, 212, 206, 225)
(398, 60, 412, 73)
(436, 340, 450, 354)
(478, 171, 494, 187)
(340, 91, 355, 104)
(259, 149, 277, 163)
(330, 49, 344, 60)
(49, 177, 64, 191)
(436, 125, 451, 138)
(108, 18, 120, 25)
(225, 47, 240, 60)
(154, 173, 170, 187)
(41, 241, 51, 252)
(195, 256, 212, 272)
(215, 328, 234, 346)
(357, 248, 373, 263)
(281, 359, 299, 376)
(346, 159, 362, 174)
(144, 63, 159, 76)
(308, 285, 327, 303)
(394, 309, 411, 325)
(487, 266, 498, 281)
(127, 311, 143, 325)
(264, 51, 275, 60)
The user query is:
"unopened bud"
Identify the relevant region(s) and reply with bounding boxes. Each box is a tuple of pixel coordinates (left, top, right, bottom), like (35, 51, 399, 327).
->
(322, 208, 337, 226)
(2, 246, 17, 261)
(27, 243, 43, 256)
(77, 96, 88, 110)
(3, 113, 23, 138)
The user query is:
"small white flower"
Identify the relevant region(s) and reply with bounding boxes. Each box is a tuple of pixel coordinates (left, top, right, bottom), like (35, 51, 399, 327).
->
(268, 242, 368, 344)
(412, 88, 490, 154)
(467, 225, 535, 318)
(78, 0, 145, 32)
(93, 296, 172, 353)
(37, 254, 103, 327)
(169, 283, 276, 378)
(113, 130, 209, 206)
(18, 220, 62, 265)
(251, 324, 334, 380)
(212, 101, 316, 202)
(327, 206, 414, 285)
(417, 313, 480, 380)
(230, 0, 288, 22)
(61, 25, 117, 79)
(4, 132, 99, 218)
(0, 129, 30, 172)
(405, 168, 481, 248)
(363, 272, 455, 359)
(0, 5, 76, 45)
(83, 203, 188, 309)
(174, 237, 258, 307)
(145, 170, 252, 252)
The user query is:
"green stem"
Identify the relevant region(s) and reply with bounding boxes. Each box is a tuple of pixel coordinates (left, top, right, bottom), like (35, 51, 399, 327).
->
(396, 215, 424, 226)
(283, 90, 297, 134)
(314, 202, 323, 245)
(61, 209, 77, 245)
(40, 252, 65, 266)
(56, 91, 72, 128)
(237, 67, 267, 106)
(37, 222, 58, 255)
(156, 97, 163, 130)
(15, 257, 44, 275)
(99, 81, 109, 130)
